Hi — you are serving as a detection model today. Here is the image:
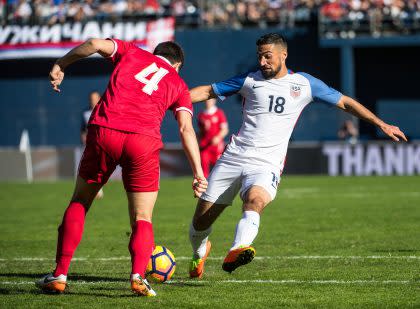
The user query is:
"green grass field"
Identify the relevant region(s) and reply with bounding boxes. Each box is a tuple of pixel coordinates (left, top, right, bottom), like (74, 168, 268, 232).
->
(0, 176, 419, 308)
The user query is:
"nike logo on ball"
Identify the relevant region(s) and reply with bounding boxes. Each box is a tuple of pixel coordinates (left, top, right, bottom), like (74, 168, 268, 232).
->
(252, 85, 263, 89)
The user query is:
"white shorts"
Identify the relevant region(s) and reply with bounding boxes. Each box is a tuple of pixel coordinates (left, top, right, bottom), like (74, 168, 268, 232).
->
(200, 157, 281, 205)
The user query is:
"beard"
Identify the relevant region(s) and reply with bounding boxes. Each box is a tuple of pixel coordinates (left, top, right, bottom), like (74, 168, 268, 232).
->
(261, 64, 282, 79)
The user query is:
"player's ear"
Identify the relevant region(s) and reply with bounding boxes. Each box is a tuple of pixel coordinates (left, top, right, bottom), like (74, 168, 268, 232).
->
(172, 62, 182, 72)
(281, 50, 287, 63)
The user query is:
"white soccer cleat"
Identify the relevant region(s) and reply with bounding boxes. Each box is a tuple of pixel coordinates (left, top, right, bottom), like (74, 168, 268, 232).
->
(130, 273, 157, 297)
(35, 273, 67, 293)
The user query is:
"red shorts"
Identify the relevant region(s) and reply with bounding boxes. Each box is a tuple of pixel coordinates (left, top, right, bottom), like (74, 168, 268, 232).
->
(78, 125, 163, 192)
(200, 148, 221, 165)
(200, 144, 224, 178)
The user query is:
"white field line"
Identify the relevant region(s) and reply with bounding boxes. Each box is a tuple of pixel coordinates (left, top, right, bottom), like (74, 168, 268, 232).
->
(282, 191, 420, 199)
(0, 279, 414, 285)
(0, 256, 419, 262)
(279, 188, 420, 199)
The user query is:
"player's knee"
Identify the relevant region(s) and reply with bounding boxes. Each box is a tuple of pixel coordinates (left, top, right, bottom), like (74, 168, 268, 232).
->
(243, 195, 268, 213)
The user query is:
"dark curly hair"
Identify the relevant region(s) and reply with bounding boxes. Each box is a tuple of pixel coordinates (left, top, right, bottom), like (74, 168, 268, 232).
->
(256, 33, 287, 50)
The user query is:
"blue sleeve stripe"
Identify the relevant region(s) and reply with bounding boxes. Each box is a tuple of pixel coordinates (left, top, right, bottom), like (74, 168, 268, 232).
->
(299, 72, 342, 105)
(212, 83, 226, 101)
(211, 72, 248, 101)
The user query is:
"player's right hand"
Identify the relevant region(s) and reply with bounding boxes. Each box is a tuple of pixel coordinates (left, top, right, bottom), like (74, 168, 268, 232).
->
(49, 63, 65, 93)
(380, 124, 407, 142)
(192, 176, 208, 198)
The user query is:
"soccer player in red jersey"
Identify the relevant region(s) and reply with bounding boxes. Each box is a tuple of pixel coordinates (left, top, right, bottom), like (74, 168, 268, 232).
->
(197, 98, 229, 178)
(36, 38, 207, 296)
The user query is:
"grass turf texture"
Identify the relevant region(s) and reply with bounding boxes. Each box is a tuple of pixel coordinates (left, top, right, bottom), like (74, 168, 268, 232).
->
(0, 176, 419, 308)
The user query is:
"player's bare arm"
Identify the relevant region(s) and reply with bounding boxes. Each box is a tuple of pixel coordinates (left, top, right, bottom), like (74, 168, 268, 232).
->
(176, 110, 208, 197)
(336, 95, 407, 142)
(189, 85, 217, 103)
(49, 39, 115, 92)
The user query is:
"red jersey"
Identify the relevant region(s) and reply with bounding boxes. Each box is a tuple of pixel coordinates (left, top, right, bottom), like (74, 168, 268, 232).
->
(197, 107, 227, 149)
(89, 39, 193, 139)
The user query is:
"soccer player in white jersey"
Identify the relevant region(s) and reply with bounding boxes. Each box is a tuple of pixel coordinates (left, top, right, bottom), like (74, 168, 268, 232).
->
(188, 33, 407, 278)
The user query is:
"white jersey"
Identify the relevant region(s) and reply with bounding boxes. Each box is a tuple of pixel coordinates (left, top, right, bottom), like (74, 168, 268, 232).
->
(212, 70, 342, 172)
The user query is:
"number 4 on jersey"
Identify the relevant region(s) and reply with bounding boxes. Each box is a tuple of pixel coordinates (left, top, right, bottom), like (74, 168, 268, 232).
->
(135, 63, 169, 95)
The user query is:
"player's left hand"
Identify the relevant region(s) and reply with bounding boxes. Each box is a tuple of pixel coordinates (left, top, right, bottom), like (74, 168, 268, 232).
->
(211, 136, 221, 145)
(192, 177, 208, 198)
(49, 63, 65, 92)
(380, 124, 408, 142)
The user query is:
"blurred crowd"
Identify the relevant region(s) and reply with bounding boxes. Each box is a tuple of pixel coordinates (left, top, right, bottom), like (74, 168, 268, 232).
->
(1, 0, 419, 36)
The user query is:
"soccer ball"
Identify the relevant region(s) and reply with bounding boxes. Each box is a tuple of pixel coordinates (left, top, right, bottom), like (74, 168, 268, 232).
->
(146, 245, 176, 283)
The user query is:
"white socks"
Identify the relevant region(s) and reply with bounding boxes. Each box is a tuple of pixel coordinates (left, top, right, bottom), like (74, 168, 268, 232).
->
(230, 211, 260, 250)
(190, 211, 260, 257)
(189, 224, 212, 259)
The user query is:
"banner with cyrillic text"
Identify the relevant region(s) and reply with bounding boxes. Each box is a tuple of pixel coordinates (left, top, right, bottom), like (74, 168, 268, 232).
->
(0, 18, 174, 60)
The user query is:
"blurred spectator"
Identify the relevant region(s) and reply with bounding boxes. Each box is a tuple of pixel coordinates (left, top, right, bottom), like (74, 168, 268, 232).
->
(236, 0, 247, 25)
(246, 1, 264, 26)
(279, 0, 296, 29)
(12, 0, 32, 24)
(144, 0, 162, 14)
(35, 0, 55, 24)
(171, 0, 186, 16)
(338, 120, 359, 144)
(368, 0, 384, 37)
(321, 0, 345, 21)
(202, 1, 229, 27)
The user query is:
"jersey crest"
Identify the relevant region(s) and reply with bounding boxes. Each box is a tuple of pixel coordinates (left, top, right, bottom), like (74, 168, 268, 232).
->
(290, 84, 301, 98)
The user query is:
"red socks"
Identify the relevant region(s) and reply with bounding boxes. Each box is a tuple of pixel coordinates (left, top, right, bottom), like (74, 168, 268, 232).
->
(53, 203, 154, 279)
(129, 220, 154, 278)
(54, 202, 87, 277)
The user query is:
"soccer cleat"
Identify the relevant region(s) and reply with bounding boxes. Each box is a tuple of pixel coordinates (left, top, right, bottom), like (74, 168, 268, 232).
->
(189, 240, 212, 279)
(130, 274, 156, 297)
(222, 246, 256, 273)
(35, 273, 67, 293)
